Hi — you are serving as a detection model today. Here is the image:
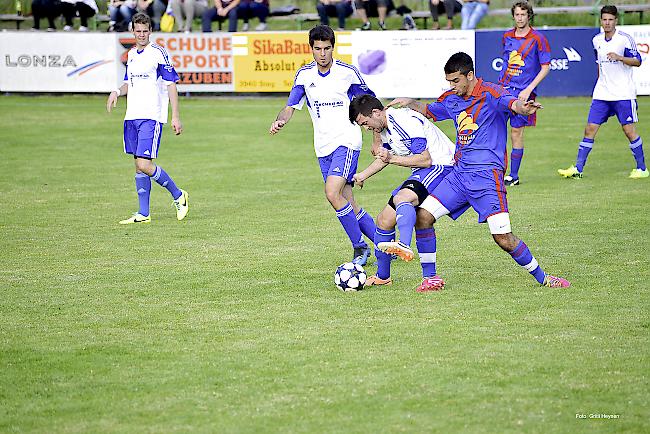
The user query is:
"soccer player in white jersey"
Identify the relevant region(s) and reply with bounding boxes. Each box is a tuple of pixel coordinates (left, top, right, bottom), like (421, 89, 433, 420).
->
(269, 25, 377, 265)
(559, 5, 647, 179)
(350, 95, 455, 291)
(106, 13, 189, 224)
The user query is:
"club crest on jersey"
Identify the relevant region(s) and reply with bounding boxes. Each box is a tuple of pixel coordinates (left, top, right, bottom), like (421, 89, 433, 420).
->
(456, 111, 478, 145)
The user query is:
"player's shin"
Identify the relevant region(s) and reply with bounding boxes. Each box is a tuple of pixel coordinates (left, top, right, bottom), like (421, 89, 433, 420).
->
(395, 202, 417, 246)
(629, 137, 646, 171)
(508, 240, 546, 284)
(576, 138, 594, 172)
(135, 172, 151, 217)
(374, 228, 394, 279)
(416, 228, 437, 277)
(151, 165, 182, 200)
(356, 208, 377, 242)
(336, 203, 367, 249)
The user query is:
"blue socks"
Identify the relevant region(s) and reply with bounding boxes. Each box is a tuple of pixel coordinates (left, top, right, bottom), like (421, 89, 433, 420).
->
(135, 173, 151, 217)
(509, 240, 545, 284)
(509, 148, 524, 179)
(416, 228, 437, 277)
(374, 228, 394, 279)
(336, 203, 367, 249)
(576, 138, 594, 172)
(396, 202, 417, 246)
(356, 208, 377, 242)
(630, 137, 646, 171)
(151, 165, 182, 200)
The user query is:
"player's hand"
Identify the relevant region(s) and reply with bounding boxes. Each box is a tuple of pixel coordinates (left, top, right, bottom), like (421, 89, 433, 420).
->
(607, 52, 622, 62)
(386, 97, 414, 109)
(376, 147, 391, 163)
(352, 173, 365, 188)
(518, 88, 532, 102)
(269, 120, 285, 135)
(521, 100, 543, 115)
(171, 117, 183, 135)
(106, 91, 118, 113)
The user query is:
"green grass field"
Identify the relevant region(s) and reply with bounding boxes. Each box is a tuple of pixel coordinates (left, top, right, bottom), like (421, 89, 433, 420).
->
(1, 94, 649, 433)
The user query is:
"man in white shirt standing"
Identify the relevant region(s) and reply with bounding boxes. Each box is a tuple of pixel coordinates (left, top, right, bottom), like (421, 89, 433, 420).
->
(559, 5, 647, 179)
(107, 12, 189, 224)
(269, 25, 377, 266)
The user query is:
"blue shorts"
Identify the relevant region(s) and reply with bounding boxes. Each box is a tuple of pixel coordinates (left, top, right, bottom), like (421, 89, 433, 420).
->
(123, 119, 163, 159)
(391, 165, 452, 199)
(317, 146, 359, 183)
(507, 90, 536, 128)
(587, 99, 638, 126)
(431, 168, 508, 223)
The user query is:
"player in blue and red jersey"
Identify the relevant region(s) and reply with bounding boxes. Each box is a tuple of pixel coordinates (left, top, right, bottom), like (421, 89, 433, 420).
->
(390, 52, 570, 289)
(499, 1, 550, 186)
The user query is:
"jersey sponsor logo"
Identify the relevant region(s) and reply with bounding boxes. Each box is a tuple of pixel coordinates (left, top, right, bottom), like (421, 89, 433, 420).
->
(178, 72, 232, 85)
(506, 50, 525, 77)
(313, 99, 344, 118)
(456, 111, 478, 145)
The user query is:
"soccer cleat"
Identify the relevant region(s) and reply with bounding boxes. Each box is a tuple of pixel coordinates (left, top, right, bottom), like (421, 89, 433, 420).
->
(377, 241, 414, 262)
(558, 165, 583, 179)
(629, 168, 649, 179)
(365, 275, 393, 286)
(173, 189, 189, 221)
(352, 245, 371, 266)
(542, 274, 571, 288)
(119, 213, 151, 225)
(504, 175, 520, 186)
(416, 275, 445, 292)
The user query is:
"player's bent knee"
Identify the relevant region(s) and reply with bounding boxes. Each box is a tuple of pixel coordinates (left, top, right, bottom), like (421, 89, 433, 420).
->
(376, 208, 396, 230)
(393, 189, 419, 206)
(419, 196, 449, 220)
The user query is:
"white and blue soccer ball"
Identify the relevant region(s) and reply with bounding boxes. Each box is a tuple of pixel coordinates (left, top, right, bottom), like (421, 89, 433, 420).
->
(334, 262, 367, 292)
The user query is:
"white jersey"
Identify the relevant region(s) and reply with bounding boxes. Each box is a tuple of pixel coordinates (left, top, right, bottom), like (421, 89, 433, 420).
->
(592, 29, 641, 101)
(381, 107, 455, 168)
(287, 60, 373, 158)
(124, 43, 179, 123)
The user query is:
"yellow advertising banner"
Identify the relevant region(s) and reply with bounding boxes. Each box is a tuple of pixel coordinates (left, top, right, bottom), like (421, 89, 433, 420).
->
(232, 32, 353, 92)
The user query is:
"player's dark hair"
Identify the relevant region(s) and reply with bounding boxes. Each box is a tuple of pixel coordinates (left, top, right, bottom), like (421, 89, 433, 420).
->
(132, 12, 152, 30)
(600, 5, 618, 18)
(511, 1, 534, 21)
(309, 25, 335, 47)
(444, 52, 474, 76)
(349, 94, 384, 124)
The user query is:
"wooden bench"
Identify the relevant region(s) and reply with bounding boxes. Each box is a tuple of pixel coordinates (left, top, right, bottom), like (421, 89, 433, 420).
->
(0, 14, 27, 30)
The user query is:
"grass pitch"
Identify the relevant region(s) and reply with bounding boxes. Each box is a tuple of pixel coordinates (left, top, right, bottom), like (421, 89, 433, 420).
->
(0, 94, 648, 433)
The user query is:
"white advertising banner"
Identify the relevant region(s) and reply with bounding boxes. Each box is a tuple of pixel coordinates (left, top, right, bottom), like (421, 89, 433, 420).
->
(138, 33, 234, 92)
(0, 32, 119, 92)
(621, 25, 650, 96)
(351, 30, 475, 99)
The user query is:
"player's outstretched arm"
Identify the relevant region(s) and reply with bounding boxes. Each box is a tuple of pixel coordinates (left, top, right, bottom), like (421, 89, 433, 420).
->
(106, 83, 127, 113)
(512, 99, 543, 116)
(167, 82, 183, 135)
(386, 149, 433, 169)
(269, 106, 294, 135)
(386, 98, 428, 115)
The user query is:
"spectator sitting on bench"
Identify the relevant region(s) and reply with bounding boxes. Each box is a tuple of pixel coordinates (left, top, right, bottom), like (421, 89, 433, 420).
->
(356, 0, 394, 30)
(240, 0, 269, 31)
(32, 0, 60, 31)
(316, 0, 353, 31)
(171, 0, 208, 32)
(60, 0, 98, 31)
(108, 0, 136, 31)
(461, 0, 488, 29)
(429, 0, 461, 30)
(202, 0, 242, 31)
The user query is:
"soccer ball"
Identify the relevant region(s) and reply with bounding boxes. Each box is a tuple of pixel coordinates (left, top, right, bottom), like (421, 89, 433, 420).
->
(334, 262, 367, 292)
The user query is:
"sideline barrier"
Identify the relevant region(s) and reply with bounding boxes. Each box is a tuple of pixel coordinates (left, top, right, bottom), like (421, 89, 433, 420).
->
(0, 26, 648, 96)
